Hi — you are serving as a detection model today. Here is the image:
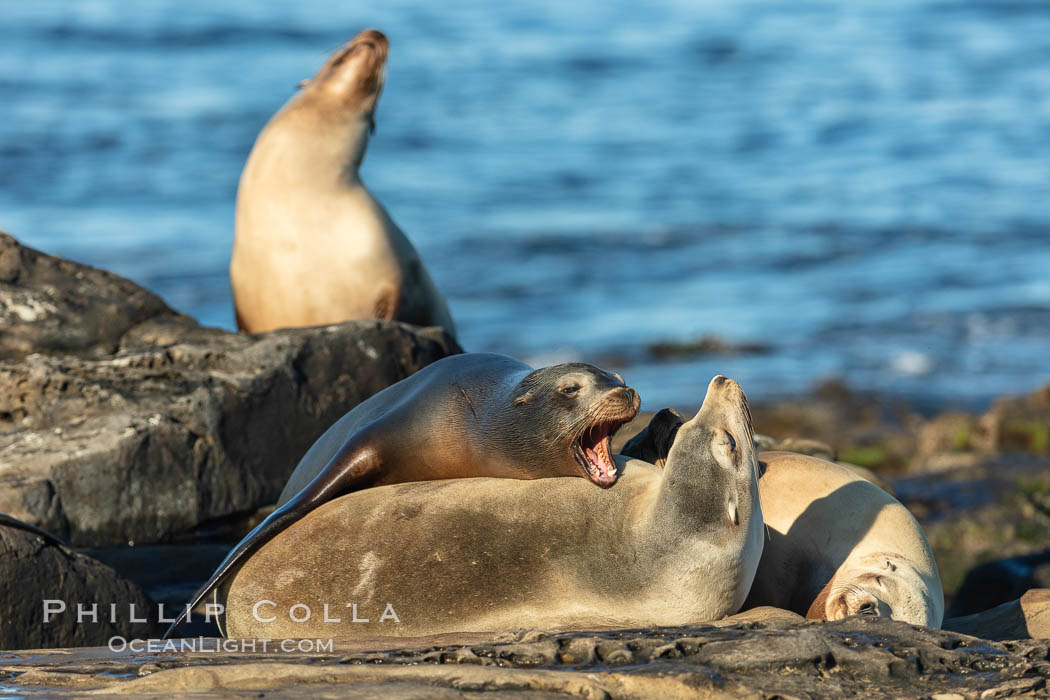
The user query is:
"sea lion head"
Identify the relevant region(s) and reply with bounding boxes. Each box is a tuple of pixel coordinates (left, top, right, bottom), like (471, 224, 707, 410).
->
(808, 553, 941, 626)
(512, 364, 639, 488)
(303, 29, 388, 130)
(620, 407, 683, 467)
(665, 375, 758, 527)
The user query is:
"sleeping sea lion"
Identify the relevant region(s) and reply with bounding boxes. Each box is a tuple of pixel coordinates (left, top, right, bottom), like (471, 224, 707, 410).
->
(223, 375, 763, 637)
(230, 29, 456, 337)
(622, 414, 944, 627)
(164, 353, 639, 638)
(744, 452, 943, 627)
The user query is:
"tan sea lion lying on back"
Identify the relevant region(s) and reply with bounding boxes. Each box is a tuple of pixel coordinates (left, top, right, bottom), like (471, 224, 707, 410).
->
(230, 29, 456, 336)
(622, 414, 944, 627)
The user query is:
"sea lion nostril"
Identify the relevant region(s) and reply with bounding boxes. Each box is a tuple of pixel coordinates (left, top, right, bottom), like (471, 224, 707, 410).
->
(616, 386, 640, 413)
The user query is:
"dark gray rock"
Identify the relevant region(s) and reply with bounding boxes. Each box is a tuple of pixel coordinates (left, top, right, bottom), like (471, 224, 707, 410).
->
(0, 233, 460, 547)
(0, 519, 159, 650)
(950, 550, 1050, 617)
(0, 231, 183, 362)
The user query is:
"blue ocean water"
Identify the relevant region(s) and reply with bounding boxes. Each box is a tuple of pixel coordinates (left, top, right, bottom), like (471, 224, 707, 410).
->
(2, 0, 1049, 409)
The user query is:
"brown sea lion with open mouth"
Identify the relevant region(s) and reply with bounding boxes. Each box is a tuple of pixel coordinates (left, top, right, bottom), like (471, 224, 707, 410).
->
(164, 352, 639, 638)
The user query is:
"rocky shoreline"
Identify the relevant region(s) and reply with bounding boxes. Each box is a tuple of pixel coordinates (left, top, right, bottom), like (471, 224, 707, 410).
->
(2, 231, 1049, 696)
(0, 232, 460, 548)
(3, 615, 1050, 698)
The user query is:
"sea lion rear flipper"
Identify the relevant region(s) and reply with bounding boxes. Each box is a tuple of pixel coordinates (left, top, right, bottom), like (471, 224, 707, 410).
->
(0, 513, 67, 549)
(162, 439, 382, 639)
(620, 408, 684, 467)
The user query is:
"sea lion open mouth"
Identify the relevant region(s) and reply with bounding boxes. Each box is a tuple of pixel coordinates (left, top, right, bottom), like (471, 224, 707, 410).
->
(573, 418, 627, 488)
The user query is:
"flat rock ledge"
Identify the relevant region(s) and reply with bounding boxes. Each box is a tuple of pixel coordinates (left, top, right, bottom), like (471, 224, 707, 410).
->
(2, 617, 1049, 698)
(0, 232, 460, 546)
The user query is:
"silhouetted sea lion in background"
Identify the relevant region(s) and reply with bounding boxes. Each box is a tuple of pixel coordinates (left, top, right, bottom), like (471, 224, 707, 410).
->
(230, 28, 456, 337)
(164, 353, 639, 638)
(619, 407, 682, 467)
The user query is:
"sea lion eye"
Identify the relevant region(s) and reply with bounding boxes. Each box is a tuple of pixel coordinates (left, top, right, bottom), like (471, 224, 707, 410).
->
(725, 431, 736, 451)
(858, 601, 878, 617)
(560, 384, 580, 397)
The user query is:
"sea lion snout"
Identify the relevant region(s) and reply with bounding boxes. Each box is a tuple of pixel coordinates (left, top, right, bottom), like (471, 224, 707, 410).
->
(587, 385, 640, 435)
(344, 29, 389, 69)
(612, 385, 641, 415)
(350, 29, 389, 50)
(709, 374, 740, 395)
(311, 29, 389, 109)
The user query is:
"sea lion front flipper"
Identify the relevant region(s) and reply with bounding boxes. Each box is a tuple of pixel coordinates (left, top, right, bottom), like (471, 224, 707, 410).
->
(373, 283, 400, 321)
(619, 408, 683, 467)
(162, 438, 382, 639)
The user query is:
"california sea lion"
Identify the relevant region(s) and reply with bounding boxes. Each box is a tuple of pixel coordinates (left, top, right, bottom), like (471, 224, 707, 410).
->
(164, 353, 639, 638)
(230, 29, 456, 336)
(744, 452, 943, 627)
(621, 415, 943, 627)
(223, 375, 762, 638)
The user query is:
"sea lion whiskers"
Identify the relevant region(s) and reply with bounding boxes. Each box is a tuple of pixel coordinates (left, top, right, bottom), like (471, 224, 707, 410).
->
(737, 390, 764, 521)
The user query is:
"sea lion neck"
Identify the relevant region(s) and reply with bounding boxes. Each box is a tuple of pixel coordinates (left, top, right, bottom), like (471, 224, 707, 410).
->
(471, 367, 547, 470)
(263, 98, 373, 182)
(644, 378, 758, 536)
(646, 430, 733, 533)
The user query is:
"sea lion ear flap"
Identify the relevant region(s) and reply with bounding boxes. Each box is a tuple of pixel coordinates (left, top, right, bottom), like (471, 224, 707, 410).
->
(295, 78, 311, 90)
(512, 368, 544, 406)
(805, 581, 832, 620)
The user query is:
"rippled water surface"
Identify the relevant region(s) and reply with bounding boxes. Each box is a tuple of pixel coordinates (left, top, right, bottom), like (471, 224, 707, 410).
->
(3, 0, 1049, 408)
